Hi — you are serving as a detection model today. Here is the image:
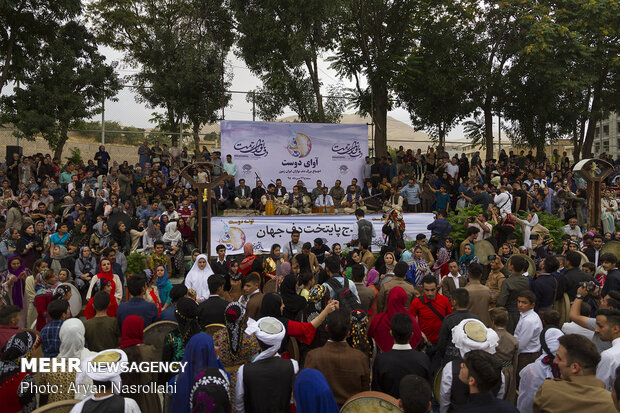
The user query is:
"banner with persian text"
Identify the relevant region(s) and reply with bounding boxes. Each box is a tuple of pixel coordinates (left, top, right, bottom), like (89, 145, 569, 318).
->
(211, 213, 435, 255)
(220, 120, 368, 187)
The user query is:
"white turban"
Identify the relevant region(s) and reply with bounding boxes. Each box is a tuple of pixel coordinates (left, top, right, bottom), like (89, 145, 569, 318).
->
(452, 318, 499, 358)
(245, 317, 286, 362)
(76, 349, 128, 393)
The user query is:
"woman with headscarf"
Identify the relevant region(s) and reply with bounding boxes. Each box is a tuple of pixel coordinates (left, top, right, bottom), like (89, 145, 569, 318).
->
(348, 309, 372, 359)
(0, 331, 40, 413)
(239, 242, 257, 277)
(171, 333, 227, 413)
(143, 269, 162, 315)
(74, 246, 97, 298)
(89, 221, 111, 257)
(189, 367, 231, 413)
(34, 268, 59, 330)
(377, 251, 396, 284)
(60, 196, 75, 222)
(176, 218, 195, 253)
(264, 243, 284, 282)
(212, 302, 260, 408)
(162, 221, 184, 276)
(407, 246, 432, 286)
(49, 245, 71, 274)
(118, 315, 162, 413)
(432, 236, 458, 281)
(5, 200, 23, 232)
(83, 278, 118, 319)
(458, 242, 479, 278)
(160, 297, 202, 384)
(0, 256, 30, 326)
(294, 369, 339, 413)
(142, 220, 162, 252)
(0, 229, 21, 268)
(369, 286, 423, 352)
(364, 269, 380, 318)
(112, 221, 131, 256)
(280, 274, 308, 321)
(38, 319, 96, 402)
(184, 254, 214, 303)
(85, 258, 122, 305)
(15, 223, 40, 270)
(382, 209, 406, 251)
(69, 222, 90, 252)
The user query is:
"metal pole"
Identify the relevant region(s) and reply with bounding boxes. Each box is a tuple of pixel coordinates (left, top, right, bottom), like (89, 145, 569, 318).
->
(101, 98, 105, 145)
(252, 92, 256, 122)
(498, 114, 501, 156)
(198, 194, 204, 255)
(179, 120, 183, 149)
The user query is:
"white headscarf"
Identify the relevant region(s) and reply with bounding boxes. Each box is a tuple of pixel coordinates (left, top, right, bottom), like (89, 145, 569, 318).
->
(245, 317, 286, 362)
(184, 254, 214, 302)
(162, 221, 182, 245)
(58, 319, 95, 360)
(76, 349, 128, 394)
(523, 213, 539, 250)
(452, 318, 500, 358)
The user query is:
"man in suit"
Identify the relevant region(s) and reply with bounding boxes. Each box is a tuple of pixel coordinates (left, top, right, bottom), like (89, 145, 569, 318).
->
(378, 261, 416, 312)
(234, 178, 252, 209)
(214, 180, 230, 210)
(496, 255, 532, 333)
(351, 264, 375, 314)
(211, 244, 230, 291)
(437, 289, 479, 365)
(305, 310, 370, 407)
(442, 260, 469, 302)
(533, 334, 616, 412)
(372, 313, 431, 398)
(583, 234, 604, 266)
(198, 275, 229, 327)
(240, 273, 263, 326)
(274, 178, 287, 198)
(117, 274, 158, 329)
(465, 263, 492, 326)
(557, 251, 596, 301)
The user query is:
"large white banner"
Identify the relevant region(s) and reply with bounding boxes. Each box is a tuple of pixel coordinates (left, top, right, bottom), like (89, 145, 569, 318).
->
(220, 120, 368, 187)
(211, 213, 435, 255)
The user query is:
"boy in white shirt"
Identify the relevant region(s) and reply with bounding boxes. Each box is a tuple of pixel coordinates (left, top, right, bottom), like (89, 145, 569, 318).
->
(514, 290, 542, 383)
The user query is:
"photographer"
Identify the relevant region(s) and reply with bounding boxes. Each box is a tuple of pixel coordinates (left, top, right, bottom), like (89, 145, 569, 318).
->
(568, 285, 620, 352)
(557, 251, 597, 301)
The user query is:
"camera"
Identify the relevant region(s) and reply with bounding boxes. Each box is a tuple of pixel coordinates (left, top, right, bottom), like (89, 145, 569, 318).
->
(487, 255, 496, 262)
(580, 281, 597, 293)
(529, 234, 539, 240)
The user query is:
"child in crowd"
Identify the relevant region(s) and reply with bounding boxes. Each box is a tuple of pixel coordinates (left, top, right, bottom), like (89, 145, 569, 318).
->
(514, 290, 542, 381)
(228, 261, 243, 301)
(298, 272, 315, 300)
(155, 264, 172, 309)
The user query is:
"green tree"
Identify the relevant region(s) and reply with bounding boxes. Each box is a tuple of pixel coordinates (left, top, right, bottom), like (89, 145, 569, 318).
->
(0, 0, 81, 94)
(330, 0, 422, 157)
(395, 2, 478, 148)
(1, 21, 120, 159)
(88, 0, 234, 149)
(231, 0, 341, 123)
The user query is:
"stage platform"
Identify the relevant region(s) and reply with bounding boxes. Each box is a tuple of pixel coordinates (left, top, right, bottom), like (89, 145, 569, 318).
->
(211, 213, 435, 255)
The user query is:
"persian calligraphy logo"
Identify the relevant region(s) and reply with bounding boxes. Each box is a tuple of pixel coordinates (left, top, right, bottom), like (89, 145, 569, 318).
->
(331, 141, 363, 158)
(233, 139, 268, 157)
(287, 133, 312, 158)
(219, 224, 246, 251)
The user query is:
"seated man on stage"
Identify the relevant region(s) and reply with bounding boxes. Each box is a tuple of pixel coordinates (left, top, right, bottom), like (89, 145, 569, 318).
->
(251, 180, 266, 210)
(349, 177, 362, 195)
(329, 180, 345, 208)
(315, 187, 334, 211)
(261, 183, 289, 215)
(274, 178, 287, 197)
(234, 178, 253, 209)
(310, 180, 324, 203)
(362, 179, 382, 212)
(296, 179, 309, 195)
(214, 180, 230, 210)
(284, 185, 311, 214)
(342, 184, 367, 214)
(383, 186, 404, 213)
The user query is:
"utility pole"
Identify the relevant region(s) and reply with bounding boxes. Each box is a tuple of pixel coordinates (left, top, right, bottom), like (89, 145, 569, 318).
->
(101, 97, 105, 145)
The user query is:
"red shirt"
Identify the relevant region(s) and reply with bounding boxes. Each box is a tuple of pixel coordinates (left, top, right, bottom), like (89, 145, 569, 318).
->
(409, 293, 452, 344)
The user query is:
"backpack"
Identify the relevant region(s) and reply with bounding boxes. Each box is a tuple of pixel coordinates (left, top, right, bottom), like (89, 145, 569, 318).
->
(326, 277, 362, 314)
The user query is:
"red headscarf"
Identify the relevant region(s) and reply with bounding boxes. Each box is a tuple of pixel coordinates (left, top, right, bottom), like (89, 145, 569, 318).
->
(97, 259, 118, 308)
(119, 315, 144, 348)
(368, 286, 423, 352)
(239, 242, 256, 276)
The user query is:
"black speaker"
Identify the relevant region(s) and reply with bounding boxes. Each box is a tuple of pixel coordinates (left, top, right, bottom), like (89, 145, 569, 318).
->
(6, 145, 23, 164)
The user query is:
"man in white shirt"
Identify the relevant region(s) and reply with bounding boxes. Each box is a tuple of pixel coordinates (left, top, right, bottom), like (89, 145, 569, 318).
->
(467, 213, 493, 242)
(595, 309, 620, 391)
(561, 218, 583, 239)
(314, 187, 334, 208)
(514, 290, 543, 379)
(494, 186, 513, 217)
(445, 157, 459, 179)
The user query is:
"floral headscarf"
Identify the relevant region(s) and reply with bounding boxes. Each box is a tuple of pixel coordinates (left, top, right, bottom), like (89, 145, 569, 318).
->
(224, 302, 244, 357)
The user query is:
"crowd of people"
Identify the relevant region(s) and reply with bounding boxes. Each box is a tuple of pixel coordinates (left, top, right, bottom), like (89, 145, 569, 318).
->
(0, 142, 619, 413)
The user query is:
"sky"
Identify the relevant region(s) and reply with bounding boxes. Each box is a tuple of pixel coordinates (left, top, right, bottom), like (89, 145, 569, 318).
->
(98, 45, 477, 142)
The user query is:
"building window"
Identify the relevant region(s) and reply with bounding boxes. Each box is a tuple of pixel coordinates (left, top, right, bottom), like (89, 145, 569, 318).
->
(595, 143, 601, 153)
(603, 140, 609, 152)
(617, 121, 620, 135)
(603, 125, 609, 136)
(595, 127, 600, 136)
